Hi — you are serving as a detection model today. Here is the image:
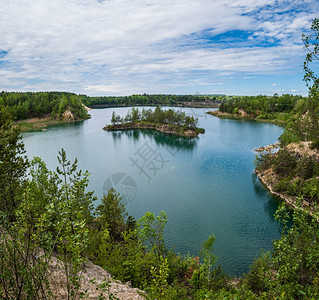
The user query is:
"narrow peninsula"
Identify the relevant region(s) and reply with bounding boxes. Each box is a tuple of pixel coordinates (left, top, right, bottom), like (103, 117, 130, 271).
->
(1, 91, 91, 131)
(206, 94, 305, 126)
(103, 106, 205, 137)
(255, 141, 319, 219)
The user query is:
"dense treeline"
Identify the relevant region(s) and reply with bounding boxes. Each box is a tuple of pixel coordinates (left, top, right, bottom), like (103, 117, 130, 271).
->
(80, 93, 211, 107)
(106, 106, 204, 137)
(0, 91, 216, 123)
(278, 93, 319, 146)
(110, 106, 199, 129)
(256, 147, 319, 205)
(219, 94, 304, 120)
(0, 91, 89, 121)
(216, 90, 319, 147)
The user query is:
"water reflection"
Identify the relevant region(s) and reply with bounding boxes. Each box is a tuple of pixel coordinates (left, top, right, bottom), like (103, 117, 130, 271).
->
(252, 172, 280, 225)
(252, 172, 268, 196)
(110, 129, 198, 152)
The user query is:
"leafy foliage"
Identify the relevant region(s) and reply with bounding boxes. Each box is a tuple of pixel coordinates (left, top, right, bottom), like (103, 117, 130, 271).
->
(257, 147, 319, 204)
(138, 211, 167, 258)
(109, 106, 199, 129)
(0, 117, 96, 299)
(0, 106, 28, 221)
(0, 91, 89, 121)
(303, 18, 319, 93)
(96, 188, 128, 241)
(219, 94, 303, 118)
(81, 93, 210, 107)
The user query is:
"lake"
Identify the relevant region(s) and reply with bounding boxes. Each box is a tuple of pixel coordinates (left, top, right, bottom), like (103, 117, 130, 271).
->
(22, 107, 284, 276)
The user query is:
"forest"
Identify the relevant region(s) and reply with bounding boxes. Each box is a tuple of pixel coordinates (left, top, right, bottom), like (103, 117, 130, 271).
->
(80, 94, 212, 107)
(0, 91, 216, 124)
(0, 91, 89, 121)
(217, 93, 304, 125)
(104, 107, 204, 137)
(110, 106, 198, 128)
(220, 93, 302, 114)
(217, 91, 319, 147)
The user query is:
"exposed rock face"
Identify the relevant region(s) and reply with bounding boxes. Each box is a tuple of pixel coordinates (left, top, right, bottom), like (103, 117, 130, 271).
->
(62, 109, 75, 122)
(238, 109, 248, 117)
(286, 141, 319, 160)
(255, 142, 319, 219)
(255, 168, 300, 209)
(49, 256, 145, 299)
(83, 104, 92, 111)
(255, 143, 279, 153)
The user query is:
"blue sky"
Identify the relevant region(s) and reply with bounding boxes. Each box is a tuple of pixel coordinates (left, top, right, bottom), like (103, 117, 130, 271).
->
(0, 0, 318, 96)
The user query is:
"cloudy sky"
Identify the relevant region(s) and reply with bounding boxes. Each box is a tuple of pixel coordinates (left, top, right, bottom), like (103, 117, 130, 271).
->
(0, 0, 318, 96)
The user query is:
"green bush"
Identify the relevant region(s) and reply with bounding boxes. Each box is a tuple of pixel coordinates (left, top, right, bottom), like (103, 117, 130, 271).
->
(273, 149, 297, 176)
(244, 251, 272, 294)
(287, 180, 300, 196)
(297, 155, 316, 179)
(310, 139, 319, 150)
(303, 177, 319, 201)
(278, 129, 300, 147)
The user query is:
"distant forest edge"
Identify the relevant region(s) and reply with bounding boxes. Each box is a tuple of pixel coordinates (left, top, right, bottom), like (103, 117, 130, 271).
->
(208, 93, 307, 127)
(0, 91, 306, 122)
(80, 93, 220, 107)
(0, 91, 89, 121)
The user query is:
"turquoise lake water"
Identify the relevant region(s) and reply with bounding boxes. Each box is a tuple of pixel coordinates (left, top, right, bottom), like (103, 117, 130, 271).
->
(22, 107, 284, 276)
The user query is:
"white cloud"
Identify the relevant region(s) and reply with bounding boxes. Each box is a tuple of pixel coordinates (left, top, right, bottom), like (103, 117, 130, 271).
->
(85, 84, 127, 94)
(0, 0, 317, 95)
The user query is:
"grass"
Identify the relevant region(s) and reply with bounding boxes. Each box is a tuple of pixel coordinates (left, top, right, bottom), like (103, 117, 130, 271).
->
(16, 119, 74, 132)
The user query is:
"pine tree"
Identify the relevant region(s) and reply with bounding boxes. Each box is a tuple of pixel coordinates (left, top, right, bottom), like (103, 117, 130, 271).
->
(0, 105, 28, 220)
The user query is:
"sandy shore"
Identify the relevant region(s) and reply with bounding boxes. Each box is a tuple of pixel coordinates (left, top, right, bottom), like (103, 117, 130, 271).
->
(16, 115, 52, 123)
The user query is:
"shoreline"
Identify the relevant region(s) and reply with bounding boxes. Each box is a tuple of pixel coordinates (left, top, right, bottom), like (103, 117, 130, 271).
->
(255, 168, 318, 219)
(209, 104, 319, 219)
(17, 104, 213, 133)
(103, 122, 204, 138)
(255, 141, 319, 219)
(206, 110, 286, 126)
(16, 117, 87, 132)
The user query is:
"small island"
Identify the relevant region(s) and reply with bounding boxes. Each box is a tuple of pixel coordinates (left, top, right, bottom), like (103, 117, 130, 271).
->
(103, 106, 205, 137)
